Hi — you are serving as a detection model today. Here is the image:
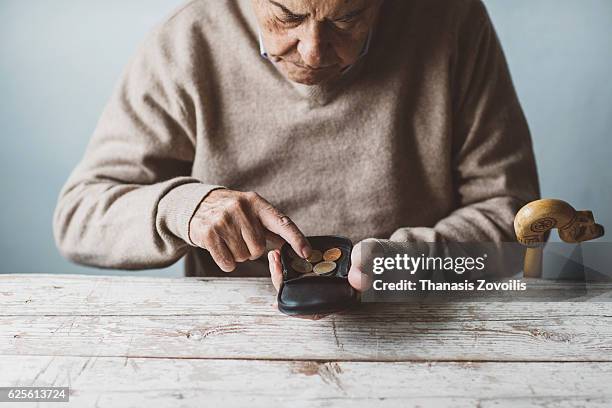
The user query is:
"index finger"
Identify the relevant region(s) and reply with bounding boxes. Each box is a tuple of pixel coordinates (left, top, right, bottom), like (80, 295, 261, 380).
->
(254, 198, 311, 259)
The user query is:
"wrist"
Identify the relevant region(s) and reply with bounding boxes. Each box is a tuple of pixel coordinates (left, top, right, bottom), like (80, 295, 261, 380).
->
(158, 182, 226, 246)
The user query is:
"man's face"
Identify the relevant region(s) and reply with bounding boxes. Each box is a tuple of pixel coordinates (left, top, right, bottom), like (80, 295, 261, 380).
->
(251, 0, 383, 85)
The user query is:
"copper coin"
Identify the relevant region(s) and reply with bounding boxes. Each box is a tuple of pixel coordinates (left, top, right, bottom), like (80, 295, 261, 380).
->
(313, 261, 337, 275)
(291, 258, 313, 274)
(306, 250, 323, 264)
(323, 248, 342, 262)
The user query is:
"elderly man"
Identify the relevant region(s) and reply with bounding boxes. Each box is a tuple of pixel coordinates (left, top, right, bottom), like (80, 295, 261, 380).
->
(54, 0, 540, 292)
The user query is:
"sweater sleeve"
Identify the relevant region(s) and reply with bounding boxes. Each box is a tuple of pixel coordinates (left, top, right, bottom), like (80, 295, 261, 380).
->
(389, 0, 540, 245)
(53, 25, 224, 270)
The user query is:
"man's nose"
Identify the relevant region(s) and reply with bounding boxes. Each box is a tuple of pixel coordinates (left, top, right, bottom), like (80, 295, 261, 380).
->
(297, 22, 330, 68)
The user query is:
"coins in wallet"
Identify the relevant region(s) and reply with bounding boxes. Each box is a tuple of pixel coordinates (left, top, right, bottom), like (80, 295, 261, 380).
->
(287, 245, 344, 276)
(306, 250, 323, 263)
(323, 248, 342, 262)
(313, 261, 337, 275)
(291, 258, 313, 274)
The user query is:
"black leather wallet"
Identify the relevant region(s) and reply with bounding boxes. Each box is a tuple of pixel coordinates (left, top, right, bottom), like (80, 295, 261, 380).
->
(277, 236, 359, 316)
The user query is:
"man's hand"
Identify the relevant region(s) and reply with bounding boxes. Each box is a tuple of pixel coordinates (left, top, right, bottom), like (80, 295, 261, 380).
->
(267, 241, 373, 320)
(189, 189, 312, 272)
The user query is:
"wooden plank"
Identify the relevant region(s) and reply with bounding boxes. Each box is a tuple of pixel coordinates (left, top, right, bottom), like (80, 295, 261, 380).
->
(1, 274, 611, 317)
(0, 275, 278, 316)
(1, 355, 611, 407)
(1, 274, 611, 361)
(2, 311, 612, 361)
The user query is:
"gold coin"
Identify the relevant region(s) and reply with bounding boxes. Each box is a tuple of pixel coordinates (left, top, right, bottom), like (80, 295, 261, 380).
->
(313, 261, 337, 275)
(306, 250, 323, 264)
(291, 258, 313, 274)
(323, 248, 342, 262)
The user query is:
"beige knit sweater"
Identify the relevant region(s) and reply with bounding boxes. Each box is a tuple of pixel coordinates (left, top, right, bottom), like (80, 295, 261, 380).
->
(53, 0, 540, 277)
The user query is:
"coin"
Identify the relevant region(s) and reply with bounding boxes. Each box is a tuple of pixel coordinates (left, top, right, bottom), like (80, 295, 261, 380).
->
(313, 261, 337, 275)
(291, 258, 313, 274)
(306, 250, 323, 263)
(323, 248, 342, 262)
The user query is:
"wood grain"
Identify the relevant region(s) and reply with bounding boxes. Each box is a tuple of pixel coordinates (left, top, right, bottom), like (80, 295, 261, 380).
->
(1, 275, 610, 317)
(1, 356, 611, 408)
(2, 274, 611, 406)
(1, 275, 611, 362)
(2, 313, 612, 362)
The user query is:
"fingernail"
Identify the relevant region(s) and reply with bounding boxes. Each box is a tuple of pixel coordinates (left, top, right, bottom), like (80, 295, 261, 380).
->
(301, 246, 312, 259)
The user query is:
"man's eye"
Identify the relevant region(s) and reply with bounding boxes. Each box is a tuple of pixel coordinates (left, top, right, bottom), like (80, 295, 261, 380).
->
(278, 12, 304, 24)
(331, 11, 363, 29)
(331, 17, 359, 31)
(335, 15, 357, 24)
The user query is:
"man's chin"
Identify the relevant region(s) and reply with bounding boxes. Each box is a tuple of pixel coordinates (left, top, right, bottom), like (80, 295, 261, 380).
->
(280, 65, 341, 86)
(289, 76, 326, 86)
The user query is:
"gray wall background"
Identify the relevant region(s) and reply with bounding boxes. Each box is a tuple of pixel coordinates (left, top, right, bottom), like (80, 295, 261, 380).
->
(1, 0, 610, 277)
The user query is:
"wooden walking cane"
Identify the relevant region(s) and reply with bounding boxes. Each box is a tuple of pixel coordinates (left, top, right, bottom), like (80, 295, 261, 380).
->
(514, 199, 605, 278)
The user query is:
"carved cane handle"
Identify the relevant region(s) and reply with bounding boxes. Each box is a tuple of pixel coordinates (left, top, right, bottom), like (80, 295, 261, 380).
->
(514, 199, 605, 277)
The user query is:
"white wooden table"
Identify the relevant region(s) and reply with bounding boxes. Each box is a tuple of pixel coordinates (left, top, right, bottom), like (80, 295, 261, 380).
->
(1, 274, 612, 407)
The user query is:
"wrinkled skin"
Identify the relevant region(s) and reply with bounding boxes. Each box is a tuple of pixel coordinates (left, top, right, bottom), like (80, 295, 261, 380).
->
(189, 189, 372, 319)
(251, 0, 383, 85)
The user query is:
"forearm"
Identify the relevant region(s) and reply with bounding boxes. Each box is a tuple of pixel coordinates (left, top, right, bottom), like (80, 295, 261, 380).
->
(53, 176, 223, 270)
(387, 195, 534, 280)
(389, 195, 531, 243)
